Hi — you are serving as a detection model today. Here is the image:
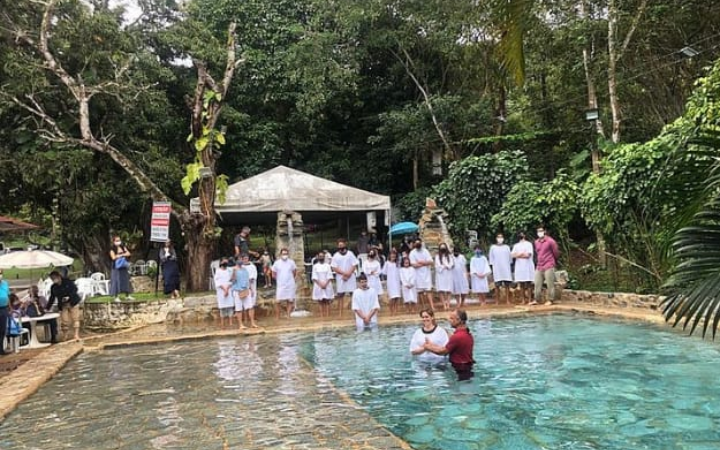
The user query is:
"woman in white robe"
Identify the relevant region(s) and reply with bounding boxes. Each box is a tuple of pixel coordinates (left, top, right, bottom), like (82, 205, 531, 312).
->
(470, 248, 491, 305)
(312, 253, 335, 318)
(382, 250, 402, 316)
(409, 309, 449, 364)
(451, 251, 470, 307)
(434, 243, 454, 310)
(400, 258, 417, 312)
(362, 250, 384, 295)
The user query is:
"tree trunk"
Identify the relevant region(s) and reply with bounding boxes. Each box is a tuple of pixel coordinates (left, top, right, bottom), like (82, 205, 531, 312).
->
(580, 0, 607, 266)
(493, 84, 507, 153)
(607, 0, 621, 144)
(181, 211, 216, 292)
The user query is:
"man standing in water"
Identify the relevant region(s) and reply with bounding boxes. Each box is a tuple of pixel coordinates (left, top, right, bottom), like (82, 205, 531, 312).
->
(423, 309, 475, 380)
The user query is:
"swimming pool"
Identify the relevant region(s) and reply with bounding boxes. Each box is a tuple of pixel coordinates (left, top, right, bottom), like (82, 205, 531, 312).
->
(1, 314, 719, 449)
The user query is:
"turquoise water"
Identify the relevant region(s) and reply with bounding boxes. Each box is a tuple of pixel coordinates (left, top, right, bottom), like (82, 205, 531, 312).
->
(299, 315, 720, 450)
(1, 314, 719, 449)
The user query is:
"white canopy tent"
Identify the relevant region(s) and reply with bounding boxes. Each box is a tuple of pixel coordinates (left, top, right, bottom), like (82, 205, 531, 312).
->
(215, 166, 391, 226)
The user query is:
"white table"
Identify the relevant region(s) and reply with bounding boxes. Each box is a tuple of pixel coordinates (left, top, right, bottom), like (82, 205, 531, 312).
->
(21, 313, 59, 349)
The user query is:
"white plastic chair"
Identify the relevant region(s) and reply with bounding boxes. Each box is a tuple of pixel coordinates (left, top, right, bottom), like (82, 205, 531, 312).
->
(90, 272, 109, 295)
(90, 272, 106, 281)
(209, 260, 220, 290)
(75, 278, 95, 302)
(39, 278, 53, 299)
(135, 259, 147, 275)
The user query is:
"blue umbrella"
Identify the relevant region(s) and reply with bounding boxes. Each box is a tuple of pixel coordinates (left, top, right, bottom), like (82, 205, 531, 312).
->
(389, 222, 419, 235)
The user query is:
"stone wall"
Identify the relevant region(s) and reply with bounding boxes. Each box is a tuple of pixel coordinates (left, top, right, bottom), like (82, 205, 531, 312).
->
(82, 296, 210, 329)
(418, 199, 454, 253)
(561, 289, 664, 310)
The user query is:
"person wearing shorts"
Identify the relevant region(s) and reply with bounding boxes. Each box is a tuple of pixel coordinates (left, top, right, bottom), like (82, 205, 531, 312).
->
(231, 258, 250, 329)
(47, 271, 82, 341)
(242, 254, 259, 328)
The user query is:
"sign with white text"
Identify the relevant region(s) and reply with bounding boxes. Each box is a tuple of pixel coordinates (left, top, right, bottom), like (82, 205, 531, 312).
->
(150, 202, 172, 243)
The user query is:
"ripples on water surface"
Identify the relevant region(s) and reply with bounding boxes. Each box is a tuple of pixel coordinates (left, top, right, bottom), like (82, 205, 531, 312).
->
(1, 314, 720, 450)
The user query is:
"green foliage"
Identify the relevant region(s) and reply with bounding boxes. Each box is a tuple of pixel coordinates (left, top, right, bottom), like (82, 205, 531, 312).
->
(393, 187, 433, 222)
(491, 170, 580, 238)
(433, 150, 529, 238)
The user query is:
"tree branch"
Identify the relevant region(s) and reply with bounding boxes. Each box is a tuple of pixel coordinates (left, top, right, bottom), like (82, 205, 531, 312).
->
(618, 0, 649, 61)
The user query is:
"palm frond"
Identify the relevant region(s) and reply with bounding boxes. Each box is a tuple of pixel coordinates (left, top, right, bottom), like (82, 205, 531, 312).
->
(492, 0, 533, 86)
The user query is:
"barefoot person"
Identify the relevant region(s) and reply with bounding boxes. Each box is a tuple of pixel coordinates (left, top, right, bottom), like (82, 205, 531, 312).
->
(213, 258, 234, 328)
(511, 232, 535, 304)
(400, 257, 418, 313)
(533, 226, 559, 306)
(423, 309, 475, 380)
(312, 252, 335, 318)
(331, 239, 358, 318)
(241, 254, 259, 328)
(47, 271, 82, 341)
(470, 246, 491, 305)
(410, 239, 435, 310)
(451, 248, 469, 308)
(272, 248, 297, 319)
(434, 243, 454, 311)
(489, 233, 513, 305)
(231, 258, 250, 329)
(383, 250, 402, 316)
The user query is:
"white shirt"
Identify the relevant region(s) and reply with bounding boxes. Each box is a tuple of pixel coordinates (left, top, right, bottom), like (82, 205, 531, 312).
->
(409, 325, 449, 364)
(409, 247, 433, 290)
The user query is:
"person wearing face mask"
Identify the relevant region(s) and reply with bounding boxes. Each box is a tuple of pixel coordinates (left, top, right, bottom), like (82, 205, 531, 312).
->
(331, 239, 358, 318)
(160, 240, 180, 299)
(451, 248, 469, 308)
(312, 251, 335, 318)
(489, 233, 513, 305)
(409, 239, 435, 310)
(272, 248, 297, 320)
(470, 245, 491, 305)
(533, 226, 559, 305)
(434, 243, 455, 311)
(109, 235, 134, 303)
(0, 269, 10, 354)
(362, 250, 384, 298)
(511, 232, 535, 304)
(382, 250, 402, 316)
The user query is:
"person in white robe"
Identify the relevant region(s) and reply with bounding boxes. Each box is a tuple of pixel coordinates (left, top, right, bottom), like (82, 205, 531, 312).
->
(409, 309, 449, 364)
(312, 252, 335, 318)
(489, 233, 513, 305)
(400, 258, 417, 312)
(362, 250, 384, 295)
(409, 239, 435, 310)
(451, 250, 470, 307)
(470, 246, 491, 305)
(213, 259, 234, 328)
(331, 239, 358, 318)
(382, 250, 402, 316)
(434, 243, 454, 310)
(512, 232, 535, 304)
(272, 248, 296, 320)
(242, 254, 259, 328)
(352, 274, 380, 331)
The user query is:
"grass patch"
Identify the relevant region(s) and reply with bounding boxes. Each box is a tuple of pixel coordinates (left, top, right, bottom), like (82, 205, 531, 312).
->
(84, 291, 215, 304)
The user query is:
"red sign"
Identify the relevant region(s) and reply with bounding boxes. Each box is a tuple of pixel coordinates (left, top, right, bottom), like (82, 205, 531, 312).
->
(150, 202, 172, 243)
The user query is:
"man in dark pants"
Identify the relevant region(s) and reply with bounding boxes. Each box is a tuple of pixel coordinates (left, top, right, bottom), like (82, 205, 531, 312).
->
(423, 309, 475, 380)
(0, 269, 9, 355)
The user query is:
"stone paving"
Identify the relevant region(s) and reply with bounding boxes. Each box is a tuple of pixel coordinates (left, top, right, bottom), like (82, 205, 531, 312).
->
(0, 302, 668, 449)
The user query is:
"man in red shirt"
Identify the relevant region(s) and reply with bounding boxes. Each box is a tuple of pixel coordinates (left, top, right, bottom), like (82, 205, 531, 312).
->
(424, 309, 475, 380)
(532, 226, 560, 306)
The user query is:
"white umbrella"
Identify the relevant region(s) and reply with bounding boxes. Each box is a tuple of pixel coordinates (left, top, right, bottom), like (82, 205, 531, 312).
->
(0, 250, 74, 269)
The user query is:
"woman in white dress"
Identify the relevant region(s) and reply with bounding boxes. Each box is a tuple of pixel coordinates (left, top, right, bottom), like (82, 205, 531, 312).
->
(451, 249, 470, 308)
(512, 232, 535, 304)
(382, 250, 402, 316)
(434, 243, 454, 311)
(362, 250, 384, 296)
(470, 246, 491, 305)
(312, 252, 335, 318)
(213, 259, 234, 328)
(409, 309, 449, 364)
(399, 257, 417, 313)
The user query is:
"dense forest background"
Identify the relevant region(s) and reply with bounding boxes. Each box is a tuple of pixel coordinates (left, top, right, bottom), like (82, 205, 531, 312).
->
(2, 0, 720, 295)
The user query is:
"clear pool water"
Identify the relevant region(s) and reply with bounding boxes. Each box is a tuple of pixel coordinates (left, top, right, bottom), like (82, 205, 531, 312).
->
(2, 314, 720, 450)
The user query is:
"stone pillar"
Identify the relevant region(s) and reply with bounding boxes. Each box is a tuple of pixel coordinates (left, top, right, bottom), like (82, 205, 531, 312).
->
(418, 199, 454, 253)
(276, 211, 306, 290)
